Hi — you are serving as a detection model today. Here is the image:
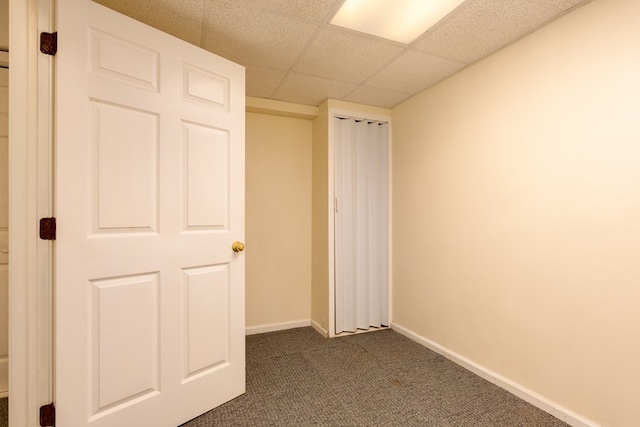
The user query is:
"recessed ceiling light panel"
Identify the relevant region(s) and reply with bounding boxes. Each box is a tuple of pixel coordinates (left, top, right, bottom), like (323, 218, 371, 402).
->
(330, 0, 465, 44)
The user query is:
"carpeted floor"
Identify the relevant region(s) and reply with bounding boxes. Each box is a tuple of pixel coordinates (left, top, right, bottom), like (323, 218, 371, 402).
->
(182, 327, 568, 427)
(0, 398, 6, 427)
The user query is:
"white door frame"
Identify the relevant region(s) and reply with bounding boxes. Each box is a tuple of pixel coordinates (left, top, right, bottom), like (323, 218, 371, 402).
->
(9, 0, 54, 425)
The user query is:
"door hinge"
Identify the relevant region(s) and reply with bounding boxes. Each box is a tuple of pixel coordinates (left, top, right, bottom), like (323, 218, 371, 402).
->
(40, 32, 58, 56)
(39, 217, 57, 240)
(40, 403, 56, 427)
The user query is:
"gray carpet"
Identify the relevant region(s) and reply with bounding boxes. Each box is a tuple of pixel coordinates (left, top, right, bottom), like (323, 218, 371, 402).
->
(182, 327, 568, 427)
(0, 398, 6, 427)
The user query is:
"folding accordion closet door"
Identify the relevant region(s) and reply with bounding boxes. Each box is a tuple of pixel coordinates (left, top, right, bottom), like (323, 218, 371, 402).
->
(334, 116, 389, 334)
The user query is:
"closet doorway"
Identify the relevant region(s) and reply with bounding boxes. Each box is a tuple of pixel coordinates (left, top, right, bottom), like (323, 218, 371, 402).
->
(0, 32, 9, 404)
(0, 33, 9, 427)
(333, 115, 390, 335)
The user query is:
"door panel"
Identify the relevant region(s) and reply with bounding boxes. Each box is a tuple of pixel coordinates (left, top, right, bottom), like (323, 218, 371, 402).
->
(183, 122, 230, 230)
(55, 1, 245, 425)
(92, 101, 159, 232)
(90, 273, 160, 413)
(182, 264, 229, 379)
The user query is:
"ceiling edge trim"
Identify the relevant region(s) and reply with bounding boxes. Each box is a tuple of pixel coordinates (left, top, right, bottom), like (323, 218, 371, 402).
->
(246, 96, 318, 119)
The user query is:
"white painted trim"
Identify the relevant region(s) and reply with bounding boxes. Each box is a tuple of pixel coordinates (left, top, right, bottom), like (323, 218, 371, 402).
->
(386, 120, 393, 328)
(9, 0, 41, 425)
(390, 322, 599, 427)
(35, 0, 54, 409)
(9, 1, 54, 425)
(327, 106, 335, 337)
(310, 319, 328, 338)
(245, 320, 311, 336)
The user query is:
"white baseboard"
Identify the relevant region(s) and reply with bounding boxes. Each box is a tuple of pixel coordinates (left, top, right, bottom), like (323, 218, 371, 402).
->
(245, 319, 311, 336)
(310, 319, 329, 338)
(390, 322, 598, 427)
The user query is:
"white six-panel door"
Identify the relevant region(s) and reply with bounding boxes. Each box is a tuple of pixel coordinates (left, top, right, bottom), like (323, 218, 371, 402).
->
(55, 1, 245, 425)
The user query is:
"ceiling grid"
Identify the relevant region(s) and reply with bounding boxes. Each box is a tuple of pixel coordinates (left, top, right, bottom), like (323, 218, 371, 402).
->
(93, 0, 592, 108)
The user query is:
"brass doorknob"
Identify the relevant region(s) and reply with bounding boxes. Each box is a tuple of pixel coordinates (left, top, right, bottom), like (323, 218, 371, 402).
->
(232, 241, 245, 252)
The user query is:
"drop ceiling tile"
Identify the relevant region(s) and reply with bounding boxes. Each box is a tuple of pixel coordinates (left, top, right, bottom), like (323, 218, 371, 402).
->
(534, 0, 588, 10)
(93, 0, 204, 45)
(293, 27, 404, 84)
(216, 0, 341, 23)
(273, 72, 358, 107)
(203, 1, 319, 69)
(93, 0, 591, 110)
(245, 65, 287, 99)
(343, 86, 412, 109)
(413, 0, 560, 64)
(367, 50, 466, 95)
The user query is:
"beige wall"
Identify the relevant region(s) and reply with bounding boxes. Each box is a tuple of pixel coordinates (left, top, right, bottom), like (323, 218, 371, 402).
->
(245, 112, 312, 328)
(311, 101, 329, 332)
(0, 0, 7, 50)
(391, 0, 640, 425)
